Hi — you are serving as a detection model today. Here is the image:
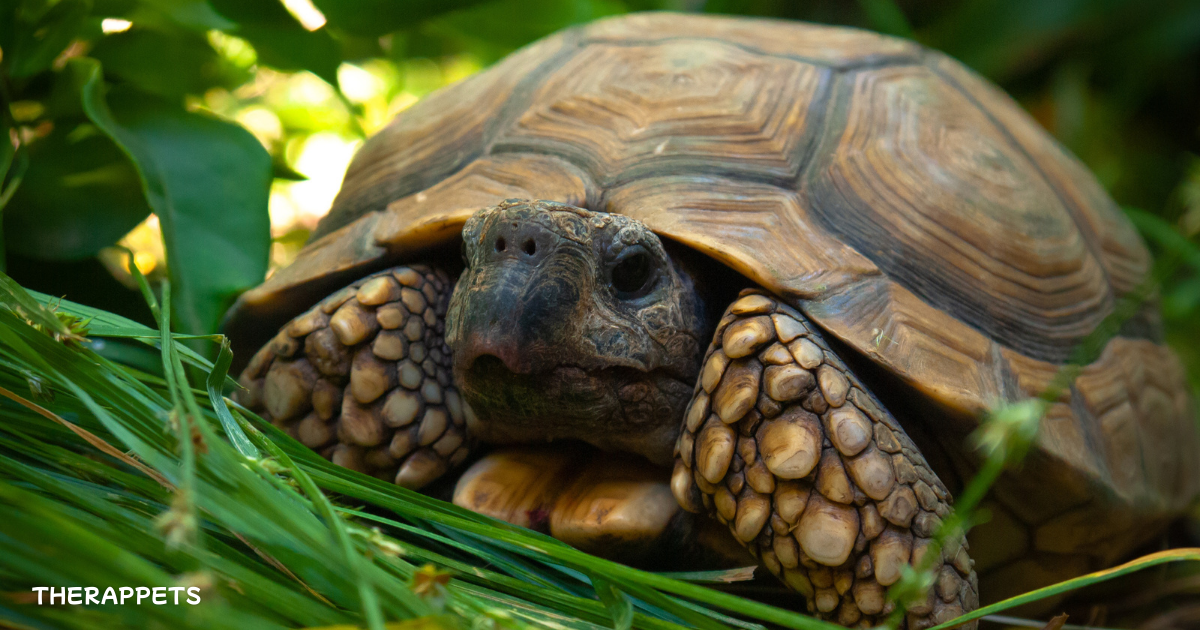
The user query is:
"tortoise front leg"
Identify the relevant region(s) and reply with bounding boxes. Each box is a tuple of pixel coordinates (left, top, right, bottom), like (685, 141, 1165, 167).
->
(452, 444, 754, 569)
(672, 290, 978, 628)
(237, 265, 472, 488)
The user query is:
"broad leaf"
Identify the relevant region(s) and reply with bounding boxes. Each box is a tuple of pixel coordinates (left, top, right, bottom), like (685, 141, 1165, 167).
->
(238, 24, 342, 87)
(131, 0, 238, 32)
(0, 115, 13, 185)
(427, 0, 624, 61)
(311, 0, 491, 37)
(79, 61, 271, 336)
(208, 0, 343, 86)
(90, 27, 248, 99)
(3, 0, 91, 80)
(4, 121, 151, 260)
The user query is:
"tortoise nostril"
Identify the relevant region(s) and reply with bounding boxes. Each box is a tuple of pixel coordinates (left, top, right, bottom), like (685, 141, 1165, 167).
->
(495, 237, 506, 252)
(523, 239, 537, 256)
(469, 353, 509, 374)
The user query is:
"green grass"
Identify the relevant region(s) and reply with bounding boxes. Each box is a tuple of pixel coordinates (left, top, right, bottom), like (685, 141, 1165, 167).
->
(0, 274, 1196, 630)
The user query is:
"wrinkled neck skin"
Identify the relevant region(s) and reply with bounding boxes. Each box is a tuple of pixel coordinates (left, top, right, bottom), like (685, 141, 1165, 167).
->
(445, 200, 709, 465)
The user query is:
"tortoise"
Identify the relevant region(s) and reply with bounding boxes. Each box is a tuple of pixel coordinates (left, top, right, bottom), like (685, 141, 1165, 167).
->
(225, 13, 1200, 627)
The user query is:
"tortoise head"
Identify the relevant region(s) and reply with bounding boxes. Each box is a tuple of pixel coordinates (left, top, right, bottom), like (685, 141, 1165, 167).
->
(445, 200, 708, 464)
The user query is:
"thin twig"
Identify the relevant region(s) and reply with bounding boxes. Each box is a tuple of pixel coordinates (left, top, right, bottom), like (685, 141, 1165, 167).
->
(232, 530, 337, 608)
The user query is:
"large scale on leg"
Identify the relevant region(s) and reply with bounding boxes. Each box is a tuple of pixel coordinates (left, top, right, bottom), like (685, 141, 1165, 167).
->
(225, 12, 1199, 630)
(237, 265, 472, 488)
(673, 291, 976, 625)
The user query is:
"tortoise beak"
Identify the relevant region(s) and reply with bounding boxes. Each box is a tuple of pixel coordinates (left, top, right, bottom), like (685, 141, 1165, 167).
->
(446, 215, 589, 379)
(456, 332, 527, 375)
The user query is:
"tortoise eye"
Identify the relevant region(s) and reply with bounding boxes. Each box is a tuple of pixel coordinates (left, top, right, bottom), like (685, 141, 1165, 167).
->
(611, 251, 654, 298)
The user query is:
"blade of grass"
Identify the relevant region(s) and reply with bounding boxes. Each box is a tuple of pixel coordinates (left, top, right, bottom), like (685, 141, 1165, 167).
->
(656, 568, 758, 584)
(592, 576, 635, 630)
(932, 549, 1200, 629)
(0, 274, 78, 342)
(0, 384, 170, 487)
(205, 336, 258, 459)
(0, 269, 896, 630)
(981, 614, 1122, 630)
(236, 412, 409, 630)
(301, 460, 838, 630)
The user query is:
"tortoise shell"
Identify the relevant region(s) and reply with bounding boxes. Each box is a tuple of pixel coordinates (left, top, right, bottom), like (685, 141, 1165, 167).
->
(226, 13, 1198, 595)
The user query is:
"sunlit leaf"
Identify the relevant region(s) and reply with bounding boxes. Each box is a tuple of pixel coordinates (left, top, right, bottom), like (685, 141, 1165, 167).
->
(311, 0, 492, 37)
(79, 62, 271, 336)
(238, 24, 342, 87)
(208, 0, 342, 86)
(90, 27, 248, 99)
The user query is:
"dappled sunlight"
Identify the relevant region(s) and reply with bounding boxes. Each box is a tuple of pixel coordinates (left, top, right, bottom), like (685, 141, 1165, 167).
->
(274, 132, 360, 234)
(126, 39, 486, 279)
(98, 214, 166, 289)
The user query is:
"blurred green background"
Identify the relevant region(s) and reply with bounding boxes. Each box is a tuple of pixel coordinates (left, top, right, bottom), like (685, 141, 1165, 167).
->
(2, 0, 1200, 390)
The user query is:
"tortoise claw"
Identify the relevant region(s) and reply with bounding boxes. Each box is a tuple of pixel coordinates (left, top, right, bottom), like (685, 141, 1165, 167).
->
(674, 289, 979, 628)
(237, 264, 472, 489)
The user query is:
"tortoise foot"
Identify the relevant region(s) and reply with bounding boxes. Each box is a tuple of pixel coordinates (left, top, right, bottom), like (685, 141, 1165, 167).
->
(452, 445, 742, 566)
(672, 290, 979, 628)
(236, 265, 473, 489)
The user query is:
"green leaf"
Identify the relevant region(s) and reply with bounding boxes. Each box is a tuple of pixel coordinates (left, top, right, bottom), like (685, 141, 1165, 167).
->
(855, 0, 913, 38)
(592, 576, 634, 630)
(1127, 207, 1200, 272)
(207, 0, 298, 25)
(131, 0, 238, 32)
(90, 27, 247, 99)
(0, 116, 14, 184)
(238, 24, 343, 87)
(28, 287, 237, 387)
(206, 336, 259, 459)
(311, 0, 492, 37)
(4, 121, 152, 260)
(0, 271, 78, 341)
(4, 0, 91, 80)
(1164, 275, 1200, 320)
(0, 111, 27, 234)
(41, 55, 96, 120)
(426, 0, 623, 61)
(208, 0, 343, 86)
(920, 0, 1117, 80)
(79, 61, 271, 336)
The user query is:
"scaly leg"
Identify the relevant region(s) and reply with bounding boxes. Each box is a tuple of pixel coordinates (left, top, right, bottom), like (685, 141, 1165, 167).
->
(672, 290, 978, 628)
(236, 265, 472, 489)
